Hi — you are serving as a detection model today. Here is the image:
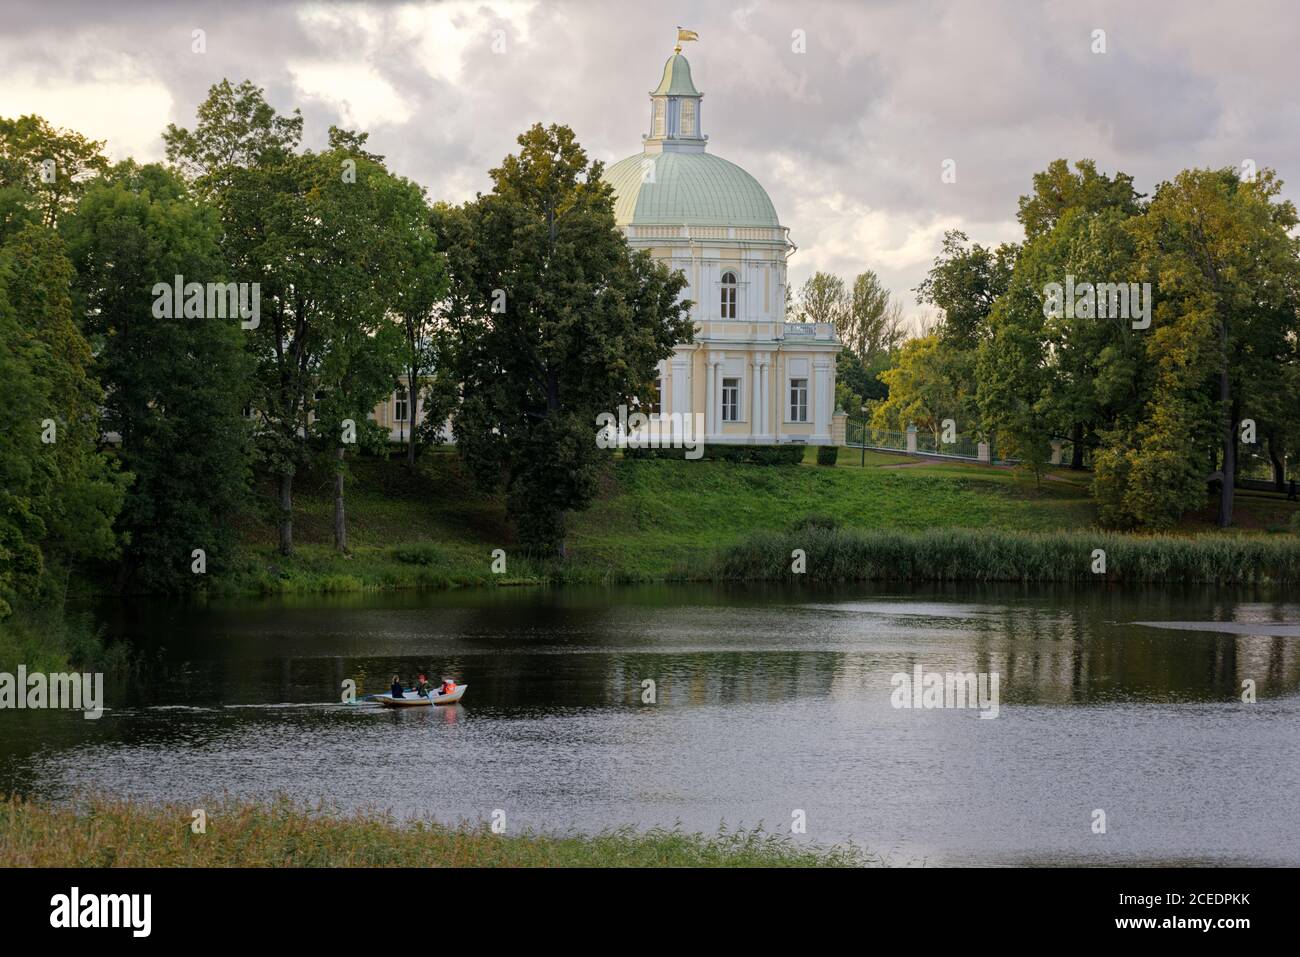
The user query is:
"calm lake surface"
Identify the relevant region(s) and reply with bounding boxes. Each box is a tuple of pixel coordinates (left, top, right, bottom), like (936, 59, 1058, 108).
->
(3, 583, 1299, 866)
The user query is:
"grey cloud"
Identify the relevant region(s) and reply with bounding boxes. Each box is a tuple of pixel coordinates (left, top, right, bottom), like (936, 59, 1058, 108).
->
(2, 0, 1295, 310)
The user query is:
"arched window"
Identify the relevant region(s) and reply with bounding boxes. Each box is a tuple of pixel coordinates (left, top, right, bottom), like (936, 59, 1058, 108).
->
(720, 271, 737, 319)
(681, 99, 696, 136)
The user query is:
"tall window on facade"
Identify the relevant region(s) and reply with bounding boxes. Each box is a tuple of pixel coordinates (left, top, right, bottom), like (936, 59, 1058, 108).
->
(681, 99, 696, 136)
(394, 388, 409, 423)
(652, 100, 665, 137)
(720, 271, 737, 319)
(721, 377, 740, 422)
(789, 378, 808, 422)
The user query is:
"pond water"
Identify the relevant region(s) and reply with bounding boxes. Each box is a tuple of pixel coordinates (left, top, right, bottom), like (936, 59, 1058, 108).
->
(3, 583, 1298, 865)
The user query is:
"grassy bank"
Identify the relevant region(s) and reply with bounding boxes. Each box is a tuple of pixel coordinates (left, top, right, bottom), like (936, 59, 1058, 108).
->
(221, 449, 1097, 593)
(213, 448, 1299, 596)
(716, 525, 1300, 584)
(0, 796, 868, 868)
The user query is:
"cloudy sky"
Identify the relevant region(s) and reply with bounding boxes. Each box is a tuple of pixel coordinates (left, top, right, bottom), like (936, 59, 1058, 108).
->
(3, 0, 1296, 325)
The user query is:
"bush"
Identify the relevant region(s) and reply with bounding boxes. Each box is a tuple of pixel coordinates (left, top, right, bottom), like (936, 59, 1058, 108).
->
(817, 445, 839, 466)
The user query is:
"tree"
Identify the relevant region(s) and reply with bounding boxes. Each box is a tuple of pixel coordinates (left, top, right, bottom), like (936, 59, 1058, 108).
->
(312, 316, 402, 554)
(0, 221, 125, 615)
(1017, 158, 1142, 243)
(439, 123, 692, 556)
(977, 203, 1145, 477)
(870, 335, 971, 440)
(165, 81, 414, 555)
(840, 270, 905, 362)
(0, 255, 53, 616)
(62, 162, 253, 590)
(911, 231, 1016, 441)
(976, 270, 1054, 483)
(390, 192, 450, 467)
(0, 114, 109, 227)
(915, 230, 1016, 350)
(1125, 167, 1300, 527)
(1007, 159, 1146, 469)
(162, 80, 302, 193)
(835, 347, 891, 416)
(793, 271, 847, 326)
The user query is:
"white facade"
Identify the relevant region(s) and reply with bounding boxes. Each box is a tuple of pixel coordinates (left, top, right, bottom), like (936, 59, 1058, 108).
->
(603, 49, 839, 445)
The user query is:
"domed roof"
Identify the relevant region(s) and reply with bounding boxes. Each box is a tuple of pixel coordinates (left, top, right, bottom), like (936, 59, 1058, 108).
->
(603, 150, 781, 228)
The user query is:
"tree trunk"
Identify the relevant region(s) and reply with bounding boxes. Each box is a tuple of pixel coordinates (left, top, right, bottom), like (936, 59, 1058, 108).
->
(333, 445, 347, 554)
(1218, 370, 1234, 528)
(1070, 421, 1085, 470)
(278, 471, 295, 556)
(1268, 434, 1285, 493)
(406, 369, 418, 468)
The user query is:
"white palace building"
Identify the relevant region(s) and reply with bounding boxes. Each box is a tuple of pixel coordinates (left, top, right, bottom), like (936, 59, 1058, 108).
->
(372, 44, 842, 447)
(601, 46, 841, 446)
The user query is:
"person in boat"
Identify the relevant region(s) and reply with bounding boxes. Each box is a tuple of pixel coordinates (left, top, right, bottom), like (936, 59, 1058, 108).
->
(390, 675, 404, 699)
(439, 677, 457, 696)
(414, 674, 431, 698)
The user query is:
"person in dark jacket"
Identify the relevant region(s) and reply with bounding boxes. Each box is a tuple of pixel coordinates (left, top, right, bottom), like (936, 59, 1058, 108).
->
(390, 675, 404, 699)
(414, 674, 431, 698)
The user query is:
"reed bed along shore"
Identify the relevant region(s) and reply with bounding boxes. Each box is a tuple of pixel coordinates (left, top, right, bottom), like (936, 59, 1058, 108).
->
(0, 796, 871, 868)
(715, 525, 1300, 585)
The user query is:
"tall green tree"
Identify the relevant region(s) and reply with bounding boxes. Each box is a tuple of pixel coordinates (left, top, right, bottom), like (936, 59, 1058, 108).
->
(793, 271, 847, 326)
(871, 334, 971, 440)
(439, 123, 692, 556)
(165, 82, 415, 555)
(1125, 167, 1300, 527)
(975, 207, 1146, 483)
(0, 220, 125, 615)
(62, 162, 253, 590)
(915, 230, 1016, 351)
(391, 192, 450, 467)
(840, 270, 905, 362)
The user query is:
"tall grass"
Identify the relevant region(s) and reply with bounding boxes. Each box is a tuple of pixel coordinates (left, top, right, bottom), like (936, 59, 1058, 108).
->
(0, 796, 871, 868)
(716, 525, 1300, 585)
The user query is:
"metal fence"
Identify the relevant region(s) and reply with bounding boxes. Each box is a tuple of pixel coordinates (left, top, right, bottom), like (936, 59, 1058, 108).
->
(844, 421, 908, 452)
(844, 421, 1009, 464)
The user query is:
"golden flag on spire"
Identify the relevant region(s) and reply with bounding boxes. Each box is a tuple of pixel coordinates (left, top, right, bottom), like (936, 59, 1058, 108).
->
(675, 27, 699, 52)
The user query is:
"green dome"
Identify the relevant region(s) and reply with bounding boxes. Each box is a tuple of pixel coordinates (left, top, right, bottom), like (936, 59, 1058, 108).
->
(603, 151, 781, 228)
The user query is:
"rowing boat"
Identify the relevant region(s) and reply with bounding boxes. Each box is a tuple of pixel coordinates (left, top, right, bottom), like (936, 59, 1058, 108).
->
(372, 685, 467, 707)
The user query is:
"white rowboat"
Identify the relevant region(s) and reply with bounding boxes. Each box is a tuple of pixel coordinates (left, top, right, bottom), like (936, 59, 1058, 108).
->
(374, 685, 467, 707)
